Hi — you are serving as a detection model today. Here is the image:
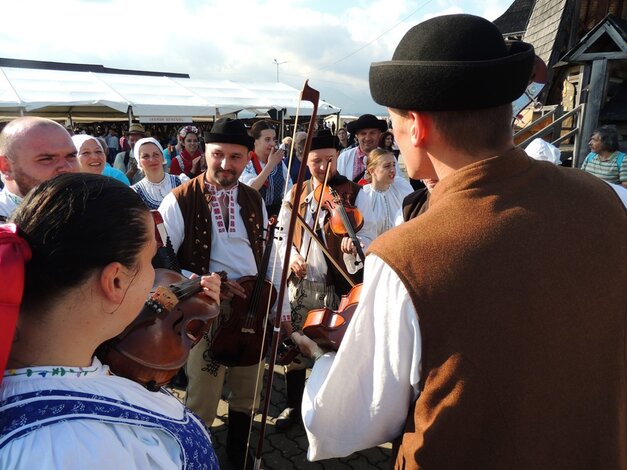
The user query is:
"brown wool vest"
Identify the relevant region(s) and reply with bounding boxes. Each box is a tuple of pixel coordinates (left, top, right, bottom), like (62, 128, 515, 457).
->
(368, 148, 627, 470)
(290, 177, 363, 296)
(172, 175, 265, 274)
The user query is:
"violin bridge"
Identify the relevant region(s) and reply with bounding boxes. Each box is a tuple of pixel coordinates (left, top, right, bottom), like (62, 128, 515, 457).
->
(147, 286, 178, 313)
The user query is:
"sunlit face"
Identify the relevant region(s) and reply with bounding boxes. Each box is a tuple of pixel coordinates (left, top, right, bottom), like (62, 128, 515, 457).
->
(356, 128, 382, 154)
(78, 139, 106, 175)
(183, 133, 199, 154)
(369, 152, 396, 187)
(388, 108, 436, 180)
(307, 148, 338, 184)
(337, 129, 348, 144)
(385, 135, 393, 148)
(588, 133, 603, 153)
(205, 142, 251, 188)
(138, 143, 165, 174)
(254, 129, 276, 160)
(0, 124, 79, 196)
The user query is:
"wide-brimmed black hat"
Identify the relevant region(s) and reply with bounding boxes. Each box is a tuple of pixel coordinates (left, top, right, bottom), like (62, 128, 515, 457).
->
(369, 14, 535, 111)
(206, 118, 254, 151)
(310, 130, 341, 151)
(346, 114, 388, 134)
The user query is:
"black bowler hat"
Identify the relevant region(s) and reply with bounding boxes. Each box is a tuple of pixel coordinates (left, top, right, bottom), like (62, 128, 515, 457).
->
(206, 118, 255, 150)
(369, 14, 535, 111)
(310, 130, 341, 151)
(346, 114, 388, 134)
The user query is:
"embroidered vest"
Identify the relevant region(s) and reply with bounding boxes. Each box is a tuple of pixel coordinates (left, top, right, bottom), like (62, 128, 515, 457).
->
(0, 389, 219, 470)
(172, 176, 265, 275)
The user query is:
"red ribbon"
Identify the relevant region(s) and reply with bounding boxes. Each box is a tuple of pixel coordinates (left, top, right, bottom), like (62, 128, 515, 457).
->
(0, 224, 32, 384)
(249, 151, 269, 188)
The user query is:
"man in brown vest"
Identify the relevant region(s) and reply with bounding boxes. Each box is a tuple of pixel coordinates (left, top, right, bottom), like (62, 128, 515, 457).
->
(158, 118, 290, 470)
(274, 130, 376, 431)
(293, 14, 627, 469)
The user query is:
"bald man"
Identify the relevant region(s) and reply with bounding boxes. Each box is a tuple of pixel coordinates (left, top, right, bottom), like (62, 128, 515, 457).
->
(0, 117, 79, 220)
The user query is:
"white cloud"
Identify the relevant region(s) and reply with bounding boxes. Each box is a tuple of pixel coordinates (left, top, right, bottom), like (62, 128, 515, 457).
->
(1, 0, 514, 114)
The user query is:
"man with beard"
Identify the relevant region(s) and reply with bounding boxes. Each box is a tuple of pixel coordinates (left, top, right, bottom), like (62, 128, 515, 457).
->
(0, 117, 79, 221)
(336, 114, 388, 183)
(158, 117, 289, 470)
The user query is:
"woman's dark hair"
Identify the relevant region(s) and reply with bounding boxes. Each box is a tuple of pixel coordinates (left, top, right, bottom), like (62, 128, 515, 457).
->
(250, 120, 275, 140)
(10, 173, 150, 313)
(592, 125, 620, 152)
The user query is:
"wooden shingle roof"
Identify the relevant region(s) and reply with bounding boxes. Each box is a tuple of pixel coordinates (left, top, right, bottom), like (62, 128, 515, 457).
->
(493, 0, 536, 36)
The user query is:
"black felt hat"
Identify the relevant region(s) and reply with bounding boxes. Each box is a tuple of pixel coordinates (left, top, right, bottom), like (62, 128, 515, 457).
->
(369, 14, 535, 111)
(310, 130, 341, 151)
(206, 118, 254, 151)
(346, 114, 388, 134)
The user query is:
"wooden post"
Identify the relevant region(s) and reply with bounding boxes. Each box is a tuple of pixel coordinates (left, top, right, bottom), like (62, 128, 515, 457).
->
(577, 58, 608, 167)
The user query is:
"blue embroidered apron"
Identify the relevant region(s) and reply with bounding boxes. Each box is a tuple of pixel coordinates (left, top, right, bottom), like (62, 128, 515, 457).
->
(0, 389, 219, 470)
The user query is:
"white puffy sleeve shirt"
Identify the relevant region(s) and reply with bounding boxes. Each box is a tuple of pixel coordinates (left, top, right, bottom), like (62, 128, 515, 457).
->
(302, 254, 423, 461)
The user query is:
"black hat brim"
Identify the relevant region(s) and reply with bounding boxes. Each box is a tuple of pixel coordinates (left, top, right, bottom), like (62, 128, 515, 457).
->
(369, 41, 535, 111)
(346, 117, 388, 134)
(205, 134, 254, 151)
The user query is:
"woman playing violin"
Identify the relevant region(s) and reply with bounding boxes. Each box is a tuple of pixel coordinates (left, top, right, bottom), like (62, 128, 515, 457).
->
(274, 130, 376, 431)
(0, 173, 221, 469)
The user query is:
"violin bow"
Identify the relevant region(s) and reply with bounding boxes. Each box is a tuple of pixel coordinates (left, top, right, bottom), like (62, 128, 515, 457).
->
(253, 81, 320, 470)
(294, 212, 355, 287)
(302, 157, 333, 261)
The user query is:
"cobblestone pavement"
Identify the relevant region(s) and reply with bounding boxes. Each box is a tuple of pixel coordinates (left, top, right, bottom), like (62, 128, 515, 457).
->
(169, 365, 392, 470)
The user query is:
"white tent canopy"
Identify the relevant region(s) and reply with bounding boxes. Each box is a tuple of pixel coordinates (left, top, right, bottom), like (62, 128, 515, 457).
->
(0, 65, 340, 121)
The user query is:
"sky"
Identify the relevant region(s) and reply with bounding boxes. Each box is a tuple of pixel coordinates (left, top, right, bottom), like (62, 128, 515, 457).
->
(1, 0, 514, 115)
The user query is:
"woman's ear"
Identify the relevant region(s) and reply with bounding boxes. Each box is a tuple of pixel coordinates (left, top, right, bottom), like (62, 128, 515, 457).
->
(99, 262, 128, 305)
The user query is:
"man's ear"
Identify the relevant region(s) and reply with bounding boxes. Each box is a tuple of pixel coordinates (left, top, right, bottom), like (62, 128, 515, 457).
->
(408, 112, 429, 148)
(0, 155, 13, 179)
(99, 262, 128, 305)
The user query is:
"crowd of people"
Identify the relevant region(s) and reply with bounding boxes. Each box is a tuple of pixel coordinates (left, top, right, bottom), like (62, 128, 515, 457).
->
(0, 13, 625, 470)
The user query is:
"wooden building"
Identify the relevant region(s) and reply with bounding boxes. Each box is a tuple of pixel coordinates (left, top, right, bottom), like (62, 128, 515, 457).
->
(494, 0, 627, 165)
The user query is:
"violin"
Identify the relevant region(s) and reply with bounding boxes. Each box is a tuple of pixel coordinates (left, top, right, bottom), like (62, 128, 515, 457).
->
(277, 283, 362, 364)
(97, 268, 220, 391)
(204, 217, 278, 367)
(313, 184, 366, 263)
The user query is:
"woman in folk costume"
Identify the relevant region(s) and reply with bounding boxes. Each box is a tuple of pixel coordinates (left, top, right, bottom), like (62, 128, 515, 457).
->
(239, 120, 292, 216)
(0, 173, 221, 470)
(170, 125, 202, 177)
(362, 148, 413, 236)
(131, 137, 182, 210)
(72, 134, 130, 185)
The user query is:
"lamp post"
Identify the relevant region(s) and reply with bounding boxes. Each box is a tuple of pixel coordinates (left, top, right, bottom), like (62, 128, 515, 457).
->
(273, 59, 287, 83)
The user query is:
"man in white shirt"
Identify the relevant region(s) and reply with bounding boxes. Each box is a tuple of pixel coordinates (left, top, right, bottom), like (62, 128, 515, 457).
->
(158, 118, 290, 470)
(293, 14, 626, 469)
(0, 117, 79, 221)
(275, 130, 376, 431)
(336, 114, 388, 183)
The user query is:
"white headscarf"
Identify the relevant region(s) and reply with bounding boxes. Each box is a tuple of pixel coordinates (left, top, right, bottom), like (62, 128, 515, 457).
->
(71, 134, 103, 154)
(133, 137, 166, 166)
(525, 138, 561, 165)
